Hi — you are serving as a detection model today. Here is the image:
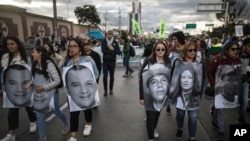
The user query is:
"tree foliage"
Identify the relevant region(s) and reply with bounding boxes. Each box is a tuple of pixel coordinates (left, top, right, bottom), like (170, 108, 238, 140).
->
(74, 5, 101, 26)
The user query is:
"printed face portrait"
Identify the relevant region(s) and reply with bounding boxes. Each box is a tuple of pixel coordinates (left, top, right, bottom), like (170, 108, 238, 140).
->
(3, 65, 33, 107)
(221, 76, 238, 102)
(33, 70, 53, 111)
(66, 65, 97, 108)
(148, 74, 169, 103)
(180, 69, 194, 91)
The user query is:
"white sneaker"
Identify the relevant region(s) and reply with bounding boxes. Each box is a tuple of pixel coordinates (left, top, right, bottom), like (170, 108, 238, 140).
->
(154, 129, 159, 139)
(67, 137, 77, 141)
(61, 124, 70, 134)
(83, 124, 92, 136)
(0, 134, 15, 141)
(29, 122, 37, 133)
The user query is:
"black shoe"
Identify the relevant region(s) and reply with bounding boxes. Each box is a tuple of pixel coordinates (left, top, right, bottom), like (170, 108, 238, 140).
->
(129, 70, 134, 76)
(109, 90, 113, 95)
(176, 129, 183, 140)
(104, 91, 107, 96)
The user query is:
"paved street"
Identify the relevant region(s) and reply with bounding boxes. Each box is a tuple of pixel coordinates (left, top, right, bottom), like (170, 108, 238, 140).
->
(0, 64, 249, 141)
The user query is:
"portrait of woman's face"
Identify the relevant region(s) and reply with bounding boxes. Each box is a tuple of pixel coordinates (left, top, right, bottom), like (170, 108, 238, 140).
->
(4, 67, 33, 106)
(66, 66, 97, 108)
(33, 72, 53, 111)
(180, 69, 194, 91)
(148, 74, 169, 103)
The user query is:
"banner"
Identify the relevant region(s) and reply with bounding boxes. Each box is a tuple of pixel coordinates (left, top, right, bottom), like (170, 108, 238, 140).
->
(131, 19, 141, 35)
(159, 19, 166, 38)
(235, 25, 243, 37)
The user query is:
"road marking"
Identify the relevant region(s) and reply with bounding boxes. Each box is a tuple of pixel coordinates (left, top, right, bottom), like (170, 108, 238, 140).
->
(45, 102, 68, 122)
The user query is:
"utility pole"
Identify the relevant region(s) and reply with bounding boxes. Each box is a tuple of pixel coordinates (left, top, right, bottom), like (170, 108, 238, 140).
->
(53, 0, 58, 42)
(67, 0, 71, 19)
(105, 10, 107, 32)
(119, 7, 121, 36)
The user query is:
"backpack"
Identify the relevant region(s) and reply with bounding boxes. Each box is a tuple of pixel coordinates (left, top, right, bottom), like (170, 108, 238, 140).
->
(130, 45, 135, 57)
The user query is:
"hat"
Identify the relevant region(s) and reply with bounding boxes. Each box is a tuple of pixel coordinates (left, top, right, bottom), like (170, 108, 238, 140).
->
(142, 64, 171, 94)
(107, 30, 113, 35)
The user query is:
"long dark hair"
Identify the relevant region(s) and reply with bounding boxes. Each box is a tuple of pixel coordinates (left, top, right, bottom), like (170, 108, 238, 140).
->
(44, 41, 55, 57)
(31, 46, 56, 79)
(6, 36, 28, 65)
(64, 38, 86, 66)
(149, 41, 170, 64)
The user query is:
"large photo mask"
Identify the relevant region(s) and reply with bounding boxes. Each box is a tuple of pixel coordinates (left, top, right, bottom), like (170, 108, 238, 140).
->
(63, 62, 100, 112)
(142, 63, 171, 111)
(2, 64, 33, 108)
(33, 68, 54, 112)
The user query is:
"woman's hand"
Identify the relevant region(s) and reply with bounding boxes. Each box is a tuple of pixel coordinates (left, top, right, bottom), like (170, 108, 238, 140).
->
(23, 81, 32, 90)
(35, 85, 44, 93)
(140, 100, 144, 105)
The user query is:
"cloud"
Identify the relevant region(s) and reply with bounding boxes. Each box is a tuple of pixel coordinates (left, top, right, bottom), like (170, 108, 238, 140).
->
(2, 0, 224, 34)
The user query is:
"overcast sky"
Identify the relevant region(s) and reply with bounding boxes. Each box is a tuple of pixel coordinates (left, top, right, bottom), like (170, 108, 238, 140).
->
(2, 0, 224, 34)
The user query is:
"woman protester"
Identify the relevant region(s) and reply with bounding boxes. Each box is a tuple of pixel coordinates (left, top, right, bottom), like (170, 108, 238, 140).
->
(139, 41, 171, 141)
(31, 46, 64, 141)
(0, 36, 36, 141)
(169, 42, 204, 141)
(43, 42, 70, 135)
(64, 38, 99, 141)
(207, 41, 241, 141)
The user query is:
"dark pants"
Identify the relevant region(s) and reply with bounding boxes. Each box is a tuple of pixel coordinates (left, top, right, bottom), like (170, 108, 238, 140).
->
(70, 109, 93, 132)
(146, 111, 160, 140)
(8, 107, 36, 130)
(103, 61, 116, 91)
(123, 56, 133, 75)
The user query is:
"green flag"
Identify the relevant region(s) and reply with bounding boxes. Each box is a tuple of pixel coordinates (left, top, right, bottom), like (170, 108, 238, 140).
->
(131, 19, 141, 35)
(159, 19, 166, 38)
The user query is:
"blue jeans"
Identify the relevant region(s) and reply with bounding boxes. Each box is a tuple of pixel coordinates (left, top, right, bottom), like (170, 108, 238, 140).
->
(176, 108, 198, 137)
(36, 91, 68, 139)
(54, 91, 68, 125)
(123, 56, 133, 75)
(238, 81, 249, 120)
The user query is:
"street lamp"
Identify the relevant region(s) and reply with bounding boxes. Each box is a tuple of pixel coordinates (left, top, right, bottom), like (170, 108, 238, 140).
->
(67, 0, 71, 19)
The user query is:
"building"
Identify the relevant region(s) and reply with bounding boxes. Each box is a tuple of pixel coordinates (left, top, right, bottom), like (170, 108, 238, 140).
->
(0, 5, 99, 41)
(128, 1, 141, 36)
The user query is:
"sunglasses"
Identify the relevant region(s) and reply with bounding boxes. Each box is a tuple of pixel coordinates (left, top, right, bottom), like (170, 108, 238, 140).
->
(187, 49, 196, 52)
(156, 48, 165, 52)
(230, 48, 239, 51)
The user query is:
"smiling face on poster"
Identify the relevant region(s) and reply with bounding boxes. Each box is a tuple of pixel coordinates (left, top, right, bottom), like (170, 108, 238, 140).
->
(142, 63, 171, 111)
(2, 64, 33, 107)
(33, 69, 54, 112)
(63, 62, 100, 111)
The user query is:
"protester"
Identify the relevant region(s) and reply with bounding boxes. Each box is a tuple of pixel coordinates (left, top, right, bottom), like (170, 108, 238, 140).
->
(139, 41, 171, 141)
(101, 30, 121, 96)
(167, 31, 186, 115)
(120, 36, 134, 77)
(64, 38, 99, 141)
(0, 36, 36, 141)
(207, 41, 241, 141)
(43, 42, 70, 134)
(169, 42, 204, 141)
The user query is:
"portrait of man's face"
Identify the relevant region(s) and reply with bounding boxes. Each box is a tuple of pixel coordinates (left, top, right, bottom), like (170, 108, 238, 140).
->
(33, 71, 53, 111)
(3, 65, 33, 107)
(180, 69, 194, 91)
(148, 74, 169, 103)
(66, 66, 97, 108)
(222, 76, 238, 102)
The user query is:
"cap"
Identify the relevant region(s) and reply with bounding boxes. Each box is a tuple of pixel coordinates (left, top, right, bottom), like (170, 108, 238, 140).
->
(107, 30, 113, 35)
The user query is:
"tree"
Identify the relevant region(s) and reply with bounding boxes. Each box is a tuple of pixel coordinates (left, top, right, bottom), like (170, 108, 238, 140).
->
(74, 5, 101, 31)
